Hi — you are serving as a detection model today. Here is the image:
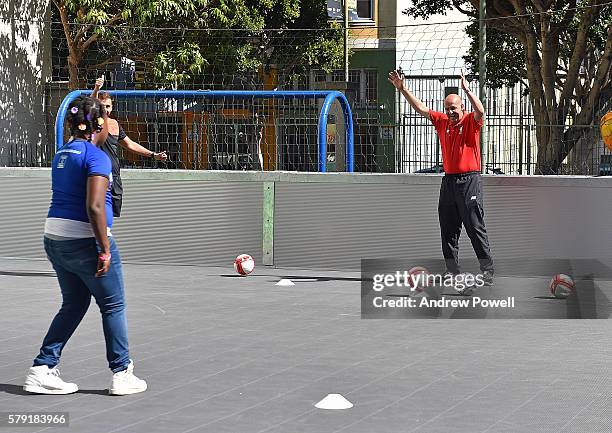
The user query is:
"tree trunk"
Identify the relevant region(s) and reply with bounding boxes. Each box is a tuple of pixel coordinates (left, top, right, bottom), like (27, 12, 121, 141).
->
(535, 123, 572, 174)
(535, 130, 559, 174)
(67, 52, 82, 90)
(565, 124, 601, 175)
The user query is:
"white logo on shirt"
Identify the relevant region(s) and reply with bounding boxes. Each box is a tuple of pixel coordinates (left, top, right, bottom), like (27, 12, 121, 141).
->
(471, 195, 477, 200)
(57, 155, 68, 169)
(446, 126, 464, 135)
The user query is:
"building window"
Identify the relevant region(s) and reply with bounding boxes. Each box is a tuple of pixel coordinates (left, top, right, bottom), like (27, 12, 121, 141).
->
(348, 70, 361, 84)
(313, 69, 378, 107)
(332, 70, 345, 82)
(356, 0, 373, 20)
(364, 70, 377, 105)
(315, 71, 327, 82)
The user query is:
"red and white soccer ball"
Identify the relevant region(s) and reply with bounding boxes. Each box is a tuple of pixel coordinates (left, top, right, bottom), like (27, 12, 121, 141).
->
(234, 254, 255, 276)
(408, 266, 429, 294)
(549, 274, 575, 299)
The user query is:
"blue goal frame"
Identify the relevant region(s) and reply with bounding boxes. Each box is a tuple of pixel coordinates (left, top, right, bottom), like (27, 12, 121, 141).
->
(56, 90, 354, 173)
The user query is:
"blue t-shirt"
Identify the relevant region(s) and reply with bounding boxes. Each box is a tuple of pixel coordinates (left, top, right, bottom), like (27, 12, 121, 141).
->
(48, 139, 114, 228)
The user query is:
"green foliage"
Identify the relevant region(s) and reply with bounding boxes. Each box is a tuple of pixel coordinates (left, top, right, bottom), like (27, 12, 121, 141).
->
(464, 22, 525, 89)
(403, 0, 610, 90)
(152, 42, 208, 84)
(402, 0, 455, 19)
(53, 0, 344, 88)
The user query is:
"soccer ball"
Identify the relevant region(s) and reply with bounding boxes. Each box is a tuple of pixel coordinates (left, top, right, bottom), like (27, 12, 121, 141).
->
(549, 274, 575, 299)
(601, 111, 612, 150)
(234, 254, 255, 276)
(408, 266, 429, 295)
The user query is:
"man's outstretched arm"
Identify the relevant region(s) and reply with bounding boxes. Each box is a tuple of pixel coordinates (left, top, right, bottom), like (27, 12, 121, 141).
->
(460, 69, 484, 122)
(388, 70, 431, 120)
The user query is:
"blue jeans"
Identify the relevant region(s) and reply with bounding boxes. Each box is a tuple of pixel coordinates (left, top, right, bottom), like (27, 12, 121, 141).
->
(35, 236, 130, 372)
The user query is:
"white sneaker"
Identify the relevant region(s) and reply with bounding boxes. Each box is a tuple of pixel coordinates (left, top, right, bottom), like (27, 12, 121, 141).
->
(23, 365, 78, 395)
(109, 360, 147, 395)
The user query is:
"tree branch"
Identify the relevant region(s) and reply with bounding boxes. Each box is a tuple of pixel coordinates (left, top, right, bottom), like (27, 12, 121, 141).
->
(74, 6, 96, 43)
(511, 1, 545, 104)
(575, 22, 612, 126)
(84, 58, 120, 71)
(52, 0, 75, 54)
(452, 0, 474, 17)
(558, 0, 599, 124)
(550, 0, 576, 38)
(463, 0, 526, 41)
(80, 13, 123, 52)
(510, 0, 552, 166)
(74, 23, 93, 43)
(539, 10, 559, 122)
(531, 0, 547, 13)
(481, 1, 528, 43)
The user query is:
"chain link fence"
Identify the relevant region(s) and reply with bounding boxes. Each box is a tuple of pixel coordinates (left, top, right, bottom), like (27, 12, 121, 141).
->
(1, 11, 610, 174)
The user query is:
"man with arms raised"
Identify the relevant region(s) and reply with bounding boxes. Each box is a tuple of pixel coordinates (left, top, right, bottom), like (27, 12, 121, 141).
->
(389, 69, 494, 287)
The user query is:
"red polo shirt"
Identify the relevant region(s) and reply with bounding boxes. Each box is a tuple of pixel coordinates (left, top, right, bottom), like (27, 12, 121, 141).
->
(429, 110, 483, 174)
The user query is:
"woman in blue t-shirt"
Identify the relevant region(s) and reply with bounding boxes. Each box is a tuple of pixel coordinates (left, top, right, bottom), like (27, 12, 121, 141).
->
(24, 96, 147, 396)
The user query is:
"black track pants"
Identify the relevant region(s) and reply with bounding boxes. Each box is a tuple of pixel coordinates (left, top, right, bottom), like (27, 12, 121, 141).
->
(438, 172, 494, 273)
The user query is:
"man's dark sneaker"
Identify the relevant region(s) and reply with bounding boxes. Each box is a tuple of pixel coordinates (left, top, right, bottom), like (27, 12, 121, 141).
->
(457, 273, 477, 295)
(482, 270, 494, 286)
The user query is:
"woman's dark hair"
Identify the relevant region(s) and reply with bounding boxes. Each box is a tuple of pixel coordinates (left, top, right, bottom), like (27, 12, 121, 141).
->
(67, 96, 106, 138)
